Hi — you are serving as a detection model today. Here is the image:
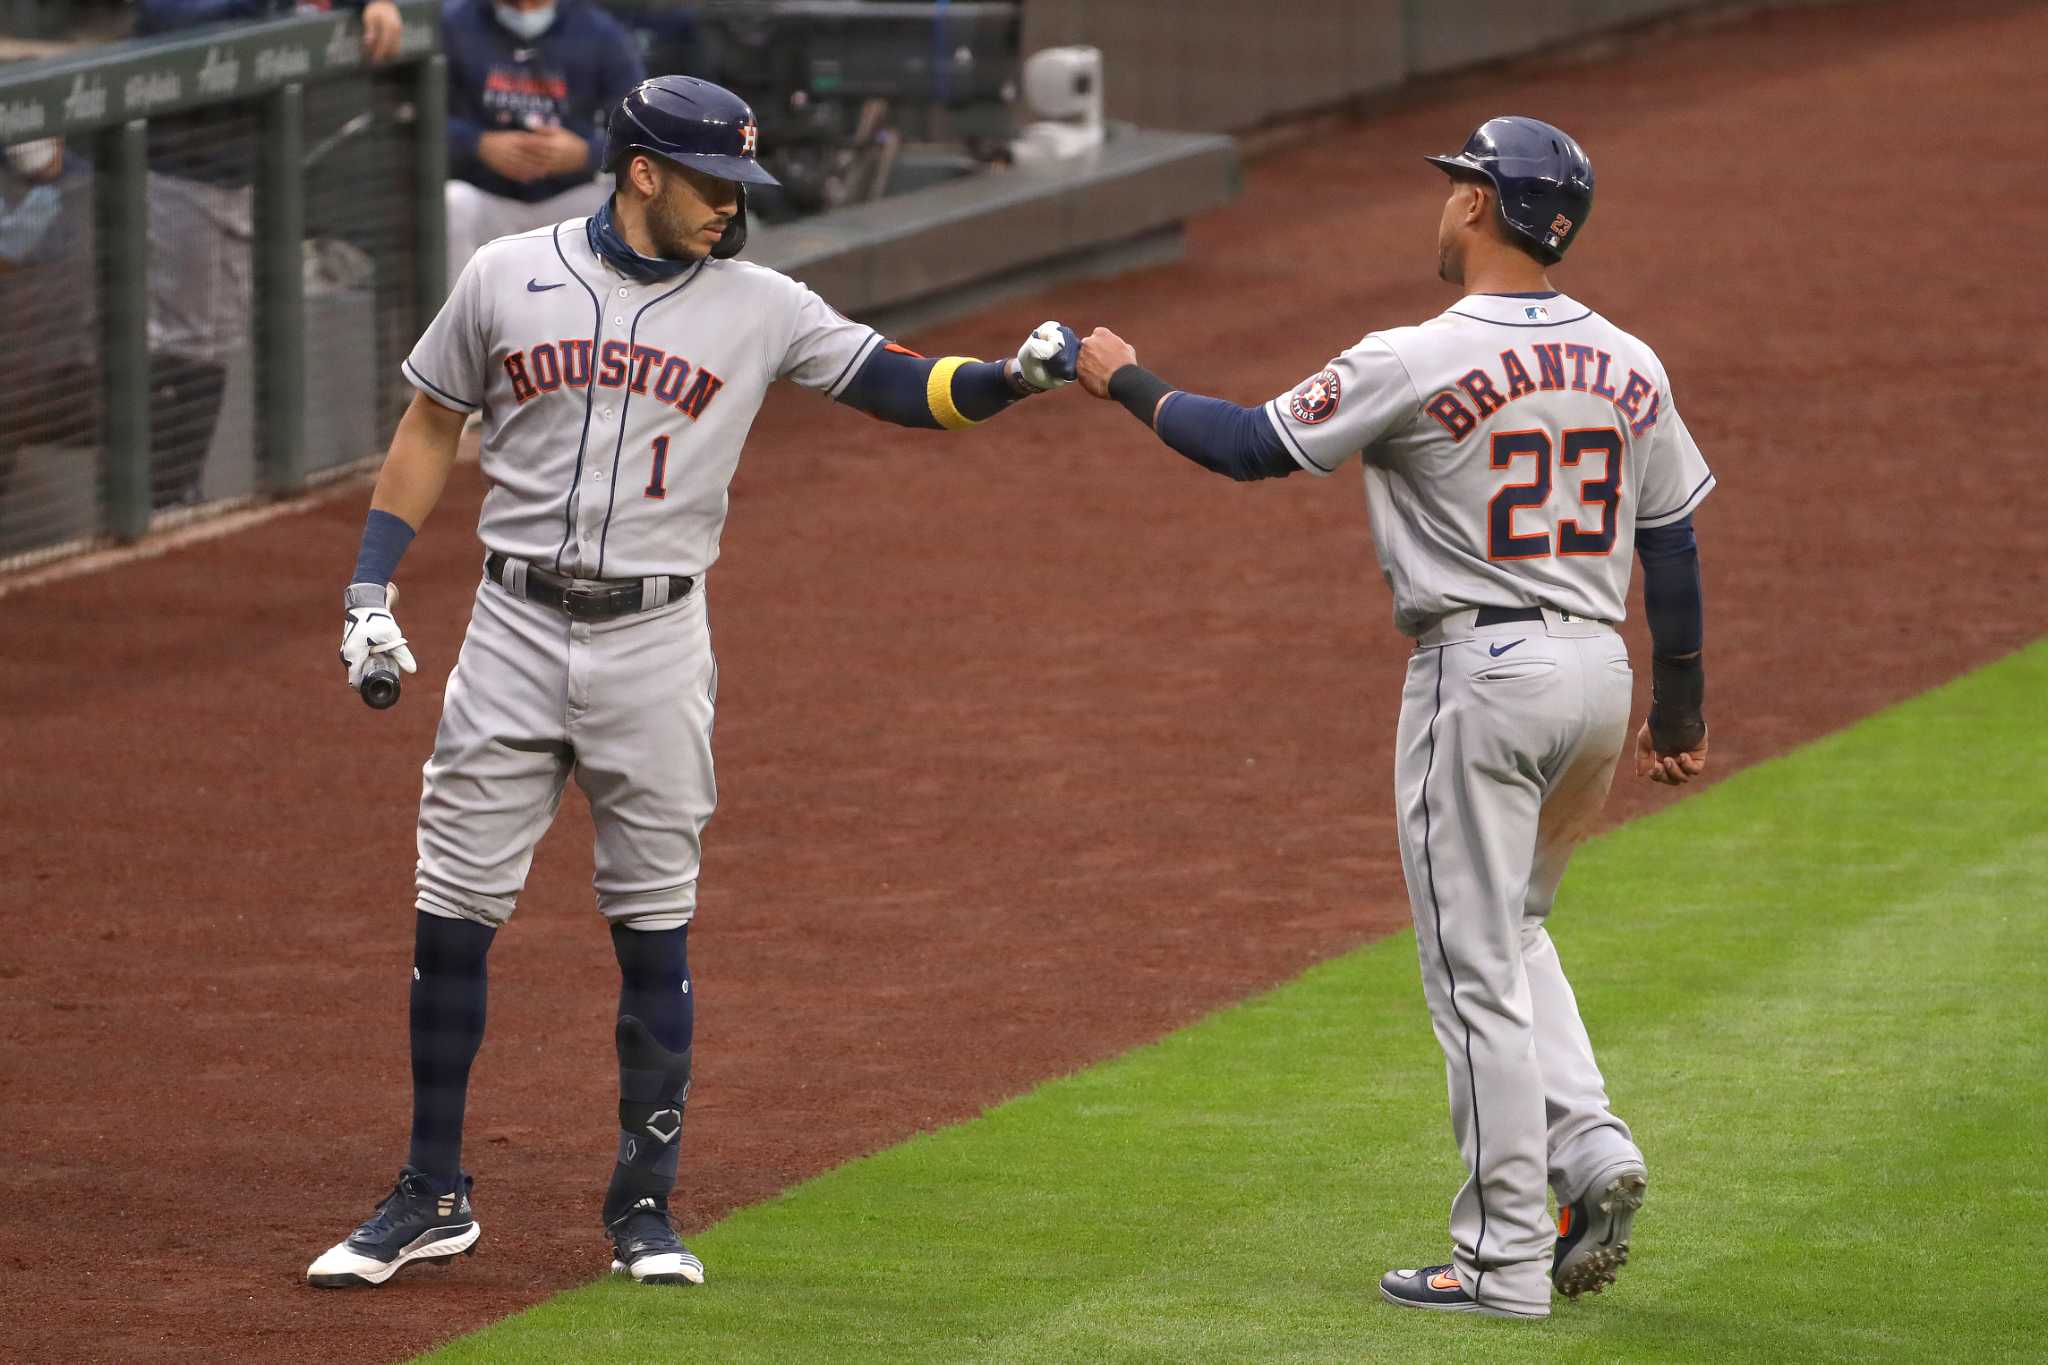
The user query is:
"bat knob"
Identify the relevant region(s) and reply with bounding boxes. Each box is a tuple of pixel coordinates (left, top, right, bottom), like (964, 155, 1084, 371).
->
(360, 661, 402, 710)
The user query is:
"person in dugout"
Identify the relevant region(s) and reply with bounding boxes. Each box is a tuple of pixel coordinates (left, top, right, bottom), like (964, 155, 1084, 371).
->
(440, 0, 646, 284)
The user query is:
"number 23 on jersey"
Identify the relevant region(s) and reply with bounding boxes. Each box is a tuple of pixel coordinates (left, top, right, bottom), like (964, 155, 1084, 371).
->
(1487, 425, 1622, 561)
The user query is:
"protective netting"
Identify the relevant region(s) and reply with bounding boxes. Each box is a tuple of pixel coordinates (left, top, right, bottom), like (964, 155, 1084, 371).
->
(143, 98, 261, 511)
(0, 65, 428, 570)
(304, 68, 423, 469)
(0, 133, 105, 561)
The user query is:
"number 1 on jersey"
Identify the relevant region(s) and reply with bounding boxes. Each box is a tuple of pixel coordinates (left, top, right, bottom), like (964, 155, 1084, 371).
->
(645, 434, 670, 500)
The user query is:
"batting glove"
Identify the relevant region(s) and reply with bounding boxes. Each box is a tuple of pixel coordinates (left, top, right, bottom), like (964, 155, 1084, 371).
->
(339, 581, 417, 689)
(1015, 320, 1080, 391)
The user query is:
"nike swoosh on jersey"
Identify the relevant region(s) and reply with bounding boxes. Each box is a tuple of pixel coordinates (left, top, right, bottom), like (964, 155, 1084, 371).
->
(1488, 639, 1525, 657)
(527, 279, 566, 292)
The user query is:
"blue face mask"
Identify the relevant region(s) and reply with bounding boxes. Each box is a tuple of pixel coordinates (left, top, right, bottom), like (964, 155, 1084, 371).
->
(494, 3, 556, 40)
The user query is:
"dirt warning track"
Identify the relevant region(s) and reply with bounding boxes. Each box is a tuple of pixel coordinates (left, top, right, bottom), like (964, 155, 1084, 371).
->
(2, 3, 2043, 1358)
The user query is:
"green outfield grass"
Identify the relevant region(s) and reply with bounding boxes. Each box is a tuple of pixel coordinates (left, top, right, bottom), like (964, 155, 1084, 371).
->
(425, 641, 2047, 1364)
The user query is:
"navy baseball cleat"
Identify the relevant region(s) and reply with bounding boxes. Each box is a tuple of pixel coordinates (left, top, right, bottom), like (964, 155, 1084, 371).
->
(306, 1167, 480, 1288)
(607, 1196, 706, 1285)
(1380, 1263, 1483, 1313)
(1380, 1264, 1547, 1318)
(1552, 1167, 1647, 1299)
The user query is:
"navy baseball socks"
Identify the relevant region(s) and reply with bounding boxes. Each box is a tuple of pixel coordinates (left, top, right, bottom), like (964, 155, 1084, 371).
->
(307, 911, 493, 1288)
(407, 911, 495, 1191)
(605, 924, 703, 1285)
(308, 918, 704, 1287)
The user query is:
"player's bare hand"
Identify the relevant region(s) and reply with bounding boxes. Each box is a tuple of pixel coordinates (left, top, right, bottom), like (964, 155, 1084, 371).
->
(361, 0, 404, 64)
(1014, 320, 1079, 391)
(1077, 327, 1136, 398)
(530, 125, 592, 177)
(478, 131, 552, 183)
(1634, 721, 1708, 786)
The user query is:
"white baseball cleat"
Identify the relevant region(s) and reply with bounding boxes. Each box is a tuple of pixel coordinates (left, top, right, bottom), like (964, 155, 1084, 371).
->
(606, 1196, 706, 1285)
(307, 1167, 480, 1288)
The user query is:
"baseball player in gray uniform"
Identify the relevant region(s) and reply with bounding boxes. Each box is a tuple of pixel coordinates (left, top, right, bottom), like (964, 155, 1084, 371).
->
(1075, 117, 1712, 1318)
(307, 76, 1078, 1289)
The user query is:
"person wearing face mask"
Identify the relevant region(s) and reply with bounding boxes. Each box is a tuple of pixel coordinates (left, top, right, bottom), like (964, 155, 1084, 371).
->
(442, 0, 646, 285)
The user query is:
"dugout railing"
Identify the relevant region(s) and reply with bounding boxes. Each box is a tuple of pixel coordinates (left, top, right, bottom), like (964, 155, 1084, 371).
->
(0, 2, 445, 568)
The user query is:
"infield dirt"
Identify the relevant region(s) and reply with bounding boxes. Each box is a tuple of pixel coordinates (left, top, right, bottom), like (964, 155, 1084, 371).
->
(2, 2, 2043, 1359)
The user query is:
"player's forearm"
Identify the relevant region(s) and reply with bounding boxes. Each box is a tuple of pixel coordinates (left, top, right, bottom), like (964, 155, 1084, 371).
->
(836, 347, 1036, 429)
(1638, 519, 1706, 749)
(1107, 367, 1296, 481)
(350, 395, 466, 587)
(1637, 520, 1703, 658)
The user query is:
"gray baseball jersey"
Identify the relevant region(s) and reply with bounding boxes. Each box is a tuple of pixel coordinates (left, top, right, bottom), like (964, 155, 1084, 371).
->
(1262, 290, 1711, 1314)
(1262, 291, 1713, 635)
(404, 217, 883, 580)
(402, 216, 883, 932)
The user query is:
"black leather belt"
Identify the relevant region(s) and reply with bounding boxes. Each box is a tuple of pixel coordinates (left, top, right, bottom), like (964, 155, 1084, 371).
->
(484, 552, 694, 621)
(1473, 606, 1546, 627)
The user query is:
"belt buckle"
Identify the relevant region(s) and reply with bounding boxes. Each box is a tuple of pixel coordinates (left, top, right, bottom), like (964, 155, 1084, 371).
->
(561, 586, 608, 620)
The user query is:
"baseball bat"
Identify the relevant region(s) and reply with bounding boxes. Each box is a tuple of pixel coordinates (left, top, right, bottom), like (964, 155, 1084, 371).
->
(356, 580, 403, 710)
(359, 660, 401, 709)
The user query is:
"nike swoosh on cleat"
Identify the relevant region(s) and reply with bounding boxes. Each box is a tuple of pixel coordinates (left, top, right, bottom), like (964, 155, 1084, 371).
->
(527, 279, 566, 292)
(1488, 639, 1525, 657)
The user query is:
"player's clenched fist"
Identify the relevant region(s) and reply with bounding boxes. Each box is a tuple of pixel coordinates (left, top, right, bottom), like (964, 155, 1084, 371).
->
(339, 582, 418, 689)
(1076, 327, 1137, 398)
(1012, 320, 1081, 391)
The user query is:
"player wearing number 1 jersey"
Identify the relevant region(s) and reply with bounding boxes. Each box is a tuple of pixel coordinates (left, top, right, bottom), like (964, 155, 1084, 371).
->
(307, 76, 1078, 1290)
(1076, 116, 1712, 1317)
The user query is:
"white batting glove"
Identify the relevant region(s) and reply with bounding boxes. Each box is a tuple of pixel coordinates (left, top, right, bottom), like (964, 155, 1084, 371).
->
(339, 582, 417, 689)
(1014, 320, 1080, 392)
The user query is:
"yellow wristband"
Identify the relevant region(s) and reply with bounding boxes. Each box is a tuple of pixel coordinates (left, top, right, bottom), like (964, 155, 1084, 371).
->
(925, 355, 980, 431)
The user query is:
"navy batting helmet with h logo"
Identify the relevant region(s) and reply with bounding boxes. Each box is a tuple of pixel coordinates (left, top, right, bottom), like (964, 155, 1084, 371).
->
(603, 77, 780, 259)
(1426, 116, 1594, 264)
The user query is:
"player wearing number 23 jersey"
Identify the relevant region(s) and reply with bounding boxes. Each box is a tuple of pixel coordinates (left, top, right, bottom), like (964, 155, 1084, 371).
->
(1075, 116, 1713, 1319)
(1264, 291, 1711, 634)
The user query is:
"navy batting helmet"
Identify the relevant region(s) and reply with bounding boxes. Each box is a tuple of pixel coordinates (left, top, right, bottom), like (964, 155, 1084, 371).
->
(1425, 116, 1593, 264)
(604, 76, 780, 259)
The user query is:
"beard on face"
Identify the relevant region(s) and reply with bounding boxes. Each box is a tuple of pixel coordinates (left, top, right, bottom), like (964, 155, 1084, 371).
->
(647, 177, 716, 260)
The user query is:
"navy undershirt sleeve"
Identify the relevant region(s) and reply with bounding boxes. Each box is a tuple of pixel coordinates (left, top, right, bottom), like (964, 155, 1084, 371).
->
(1637, 517, 1703, 656)
(835, 346, 1024, 428)
(1152, 392, 1297, 481)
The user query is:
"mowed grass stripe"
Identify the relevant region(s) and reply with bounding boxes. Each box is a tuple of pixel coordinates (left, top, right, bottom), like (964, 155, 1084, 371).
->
(425, 640, 2047, 1364)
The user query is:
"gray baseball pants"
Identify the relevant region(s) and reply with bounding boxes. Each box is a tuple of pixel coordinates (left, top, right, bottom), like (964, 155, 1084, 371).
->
(1394, 607, 1646, 1317)
(415, 570, 717, 931)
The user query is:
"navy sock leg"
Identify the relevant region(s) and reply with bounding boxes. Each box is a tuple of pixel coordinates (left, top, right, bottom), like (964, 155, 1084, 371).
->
(613, 923, 692, 1052)
(407, 910, 495, 1193)
(607, 924, 693, 1225)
